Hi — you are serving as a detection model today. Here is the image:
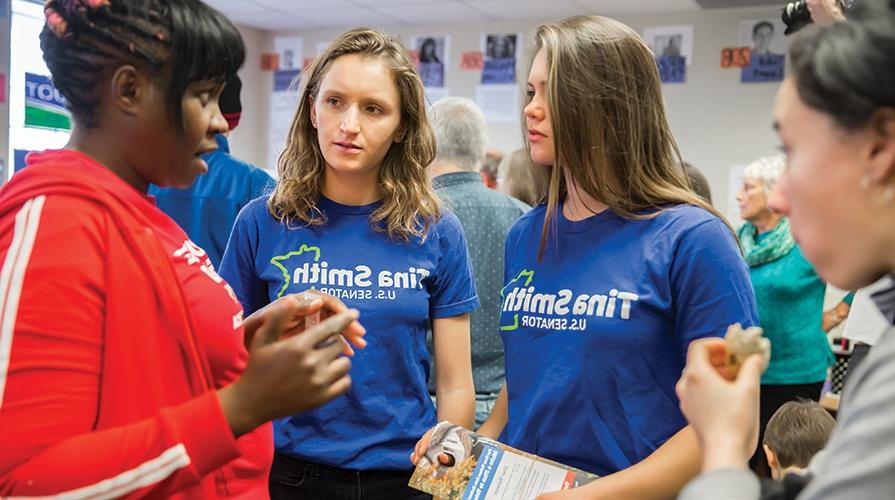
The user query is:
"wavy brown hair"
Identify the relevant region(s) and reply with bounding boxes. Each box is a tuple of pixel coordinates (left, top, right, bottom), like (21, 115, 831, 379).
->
(532, 16, 733, 257)
(268, 28, 440, 240)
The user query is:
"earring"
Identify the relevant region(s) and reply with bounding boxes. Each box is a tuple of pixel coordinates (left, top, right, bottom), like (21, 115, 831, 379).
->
(884, 186, 895, 204)
(859, 174, 872, 190)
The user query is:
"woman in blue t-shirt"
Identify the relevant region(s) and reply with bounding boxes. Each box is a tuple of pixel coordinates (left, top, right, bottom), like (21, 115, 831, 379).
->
(220, 29, 478, 499)
(415, 16, 757, 498)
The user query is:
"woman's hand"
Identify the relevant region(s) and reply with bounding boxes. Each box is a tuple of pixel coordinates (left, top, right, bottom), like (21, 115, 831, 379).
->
(675, 338, 764, 472)
(807, 0, 846, 26)
(409, 427, 453, 467)
(219, 304, 362, 437)
(242, 290, 366, 355)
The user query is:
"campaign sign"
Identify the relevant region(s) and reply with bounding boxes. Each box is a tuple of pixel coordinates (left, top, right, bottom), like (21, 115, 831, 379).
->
(419, 62, 445, 88)
(25, 73, 71, 130)
(481, 58, 515, 85)
(657, 55, 686, 84)
(741, 53, 785, 83)
(273, 69, 301, 92)
(14, 150, 32, 173)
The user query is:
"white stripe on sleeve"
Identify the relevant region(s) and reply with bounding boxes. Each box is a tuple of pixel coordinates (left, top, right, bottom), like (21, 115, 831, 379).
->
(0, 195, 46, 409)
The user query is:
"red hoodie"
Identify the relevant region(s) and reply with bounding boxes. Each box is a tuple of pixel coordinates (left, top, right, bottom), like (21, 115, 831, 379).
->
(0, 150, 272, 498)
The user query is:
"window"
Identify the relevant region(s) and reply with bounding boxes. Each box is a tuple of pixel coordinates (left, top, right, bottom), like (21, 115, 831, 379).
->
(8, 0, 69, 180)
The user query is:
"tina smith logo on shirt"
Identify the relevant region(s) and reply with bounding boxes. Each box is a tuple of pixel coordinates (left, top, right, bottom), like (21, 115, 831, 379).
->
(270, 244, 431, 301)
(500, 269, 639, 332)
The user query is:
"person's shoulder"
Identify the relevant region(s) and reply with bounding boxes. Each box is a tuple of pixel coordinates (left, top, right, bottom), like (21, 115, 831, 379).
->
(210, 152, 271, 179)
(645, 204, 736, 249)
(478, 186, 532, 212)
(651, 204, 727, 232)
(507, 203, 545, 235)
(655, 203, 717, 222)
(40, 193, 109, 226)
(434, 207, 464, 233)
(238, 194, 274, 222)
(0, 194, 109, 252)
(517, 203, 547, 223)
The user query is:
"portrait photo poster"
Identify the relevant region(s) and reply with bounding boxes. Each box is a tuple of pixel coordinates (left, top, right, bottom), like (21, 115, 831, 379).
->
(480, 32, 522, 85)
(273, 35, 304, 72)
(410, 34, 450, 88)
(643, 25, 694, 66)
(737, 18, 789, 83)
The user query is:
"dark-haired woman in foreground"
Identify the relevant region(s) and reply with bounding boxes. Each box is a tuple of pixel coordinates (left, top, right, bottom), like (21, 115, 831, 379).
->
(678, 0, 895, 498)
(0, 1, 364, 497)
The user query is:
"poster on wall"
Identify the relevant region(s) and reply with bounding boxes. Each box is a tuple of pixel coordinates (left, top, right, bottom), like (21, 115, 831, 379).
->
(14, 150, 32, 173)
(410, 35, 449, 88)
(644, 25, 694, 63)
(24, 73, 71, 131)
(476, 84, 519, 123)
(268, 69, 301, 172)
(644, 25, 693, 84)
(481, 32, 521, 85)
(274, 36, 304, 71)
(267, 36, 304, 170)
(737, 18, 788, 83)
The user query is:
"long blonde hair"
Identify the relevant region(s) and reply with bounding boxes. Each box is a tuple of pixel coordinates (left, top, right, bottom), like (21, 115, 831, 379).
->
(532, 16, 732, 256)
(268, 28, 440, 241)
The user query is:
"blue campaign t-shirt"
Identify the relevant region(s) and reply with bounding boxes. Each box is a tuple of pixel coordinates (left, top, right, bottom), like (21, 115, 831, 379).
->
(499, 204, 758, 476)
(219, 195, 479, 471)
(149, 134, 275, 269)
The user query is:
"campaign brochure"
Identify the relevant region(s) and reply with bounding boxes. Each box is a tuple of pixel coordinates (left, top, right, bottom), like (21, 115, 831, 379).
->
(409, 422, 597, 500)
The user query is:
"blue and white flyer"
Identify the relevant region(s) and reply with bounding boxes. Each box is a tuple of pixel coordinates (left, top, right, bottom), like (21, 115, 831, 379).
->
(409, 422, 597, 500)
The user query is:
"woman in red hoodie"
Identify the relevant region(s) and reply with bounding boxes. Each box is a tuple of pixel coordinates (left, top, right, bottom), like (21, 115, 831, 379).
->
(0, 0, 366, 498)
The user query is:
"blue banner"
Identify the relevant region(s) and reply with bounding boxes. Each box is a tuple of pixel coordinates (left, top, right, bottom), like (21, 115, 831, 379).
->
(741, 53, 785, 83)
(273, 69, 301, 92)
(25, 73, 71, 130)
(419, 62, 444, 88)
(482, 58, 516, 85)
(657, 56, 686, 84)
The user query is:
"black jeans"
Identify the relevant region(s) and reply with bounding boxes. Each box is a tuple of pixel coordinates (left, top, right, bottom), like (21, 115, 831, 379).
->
(269, 453, 432, 500)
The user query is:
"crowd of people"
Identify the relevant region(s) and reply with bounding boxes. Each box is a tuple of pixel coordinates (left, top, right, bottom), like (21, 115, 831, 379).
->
(0, 0, 893, 498)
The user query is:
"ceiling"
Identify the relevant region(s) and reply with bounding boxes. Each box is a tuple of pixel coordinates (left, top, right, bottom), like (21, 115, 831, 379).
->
(202, 0, 748, 32)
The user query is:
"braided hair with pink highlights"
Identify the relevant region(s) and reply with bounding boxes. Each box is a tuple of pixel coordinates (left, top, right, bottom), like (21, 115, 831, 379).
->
(39, 0, 244, 129)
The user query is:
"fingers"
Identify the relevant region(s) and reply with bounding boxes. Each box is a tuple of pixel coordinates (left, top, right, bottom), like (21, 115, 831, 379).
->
(735, 355, 764, 387)
(299, 289, 349, 315)
(686, 338, 724, 368)
(250, 301, 291, 352)
(411, 430, 433, 464)
(343, 322, 368, 349)
(286, 291, 367, 349)
(438, 453, 454, 466)
(297, 309, 361, 350)
(322, 374, 352, 402)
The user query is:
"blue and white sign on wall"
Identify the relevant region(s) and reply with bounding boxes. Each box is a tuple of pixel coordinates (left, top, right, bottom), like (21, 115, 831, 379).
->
(25, 73, 71, 130)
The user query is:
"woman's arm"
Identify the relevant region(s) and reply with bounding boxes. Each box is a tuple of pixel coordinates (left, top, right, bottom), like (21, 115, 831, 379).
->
(433, 314, 475, 429)
(477, 384, 508, 439)
(822, 295, 853, 332)
(538, 426, 702, 500)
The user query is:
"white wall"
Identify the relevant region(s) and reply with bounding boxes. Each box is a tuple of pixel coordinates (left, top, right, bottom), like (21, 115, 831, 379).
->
(0, 2, 11, 179)
(229, 24, 273, 171)
(267, 6, 787, 219)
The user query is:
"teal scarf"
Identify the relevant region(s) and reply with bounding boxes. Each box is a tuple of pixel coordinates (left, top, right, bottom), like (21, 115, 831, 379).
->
(738, 218, 796, 267)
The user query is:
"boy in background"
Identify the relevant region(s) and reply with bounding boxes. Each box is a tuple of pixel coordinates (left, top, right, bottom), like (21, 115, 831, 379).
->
(762, 400, 836, 480)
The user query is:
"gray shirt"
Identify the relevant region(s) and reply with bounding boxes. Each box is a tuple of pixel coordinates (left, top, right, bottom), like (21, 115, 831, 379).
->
(680, 282, 895, 500)
(427, 172, 530, 396)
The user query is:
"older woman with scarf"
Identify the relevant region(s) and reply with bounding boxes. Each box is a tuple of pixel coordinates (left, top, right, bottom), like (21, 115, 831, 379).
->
(735, 155, 834, 476)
